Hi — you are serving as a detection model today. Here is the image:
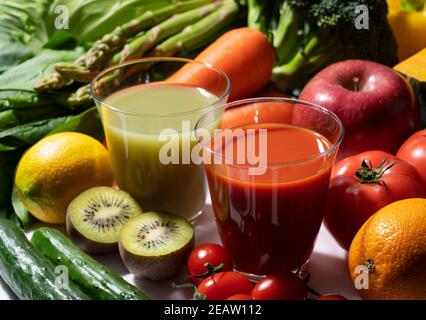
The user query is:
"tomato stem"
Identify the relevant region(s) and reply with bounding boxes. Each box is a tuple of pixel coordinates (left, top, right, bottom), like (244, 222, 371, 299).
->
(191, 262, 225, 279)
(355, 158, 397, 185)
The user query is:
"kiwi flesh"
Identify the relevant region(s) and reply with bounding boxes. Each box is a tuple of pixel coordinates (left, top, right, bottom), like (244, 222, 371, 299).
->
(119, 211, 194, 281)
(66, 186, 143, 253)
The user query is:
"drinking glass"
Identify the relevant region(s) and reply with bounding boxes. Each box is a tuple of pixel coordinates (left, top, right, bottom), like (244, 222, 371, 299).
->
(196, 98, 344, 275)
(91, 57, 230, 221)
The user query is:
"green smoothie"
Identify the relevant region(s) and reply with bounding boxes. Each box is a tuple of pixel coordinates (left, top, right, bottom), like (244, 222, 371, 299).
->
(101, 83, 219, 220)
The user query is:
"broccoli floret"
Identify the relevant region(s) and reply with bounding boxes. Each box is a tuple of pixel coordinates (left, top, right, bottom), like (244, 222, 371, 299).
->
(248, 0, 399, 92)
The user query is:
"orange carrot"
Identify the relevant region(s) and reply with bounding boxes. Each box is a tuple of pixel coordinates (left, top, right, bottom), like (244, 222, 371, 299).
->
(168, 27, 276, 101)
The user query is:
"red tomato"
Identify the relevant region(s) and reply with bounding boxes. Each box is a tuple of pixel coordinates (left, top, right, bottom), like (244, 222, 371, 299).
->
(187, 243, 233, 285)
(251, 272, 307, 300)
(226, 294, 253, 300)
(324, 150, 426, 250)
(198, 272, 253, 300)
(316, 294, 347, 300)
(397, 128, 426, 183)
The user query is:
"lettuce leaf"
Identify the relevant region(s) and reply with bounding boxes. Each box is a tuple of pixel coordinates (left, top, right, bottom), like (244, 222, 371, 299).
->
(46, 0, 177, 44)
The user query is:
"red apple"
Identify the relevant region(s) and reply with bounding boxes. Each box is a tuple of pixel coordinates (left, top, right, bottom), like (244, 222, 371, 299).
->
(295, 60, 420, 160)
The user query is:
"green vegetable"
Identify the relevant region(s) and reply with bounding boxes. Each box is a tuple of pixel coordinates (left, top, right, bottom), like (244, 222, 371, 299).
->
(248, 0, 399, 91)
(0, 106, 102, 151)
(0, 48, 82, 91)
(32, 227, 150, 300)
(11, 185, 37, 229)
(0, 38, 33, 74)
(111, 2, 222, 64)
(0, 218, 90, 300)
(151, 0, 243, 57)
(0, 0, 49, 53)
(47, 0, 187, 44)
(85, 0, 214, 70)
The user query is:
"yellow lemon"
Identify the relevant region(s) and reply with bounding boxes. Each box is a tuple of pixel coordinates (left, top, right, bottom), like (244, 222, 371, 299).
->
(348, 198, 426, 300)
(15, 132, 113, 224)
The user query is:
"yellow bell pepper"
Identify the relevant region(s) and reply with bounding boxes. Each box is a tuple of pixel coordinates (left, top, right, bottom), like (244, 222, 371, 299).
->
(387, 0, 426, 60)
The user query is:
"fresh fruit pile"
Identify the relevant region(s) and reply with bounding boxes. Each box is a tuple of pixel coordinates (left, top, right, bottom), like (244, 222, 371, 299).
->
(0, 0, 426, 302)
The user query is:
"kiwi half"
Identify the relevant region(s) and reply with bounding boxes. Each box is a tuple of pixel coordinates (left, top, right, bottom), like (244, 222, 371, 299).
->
(119, 211, 194, 281)
(66, 186, 143, 253)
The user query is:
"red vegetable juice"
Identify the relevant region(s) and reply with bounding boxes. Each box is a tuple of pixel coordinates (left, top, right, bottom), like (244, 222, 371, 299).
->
(204, 122, 334, 275)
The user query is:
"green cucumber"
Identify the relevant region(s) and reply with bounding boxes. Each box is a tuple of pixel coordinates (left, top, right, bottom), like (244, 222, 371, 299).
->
(0, 218, 90, 300)
(31, 227, 150, 300)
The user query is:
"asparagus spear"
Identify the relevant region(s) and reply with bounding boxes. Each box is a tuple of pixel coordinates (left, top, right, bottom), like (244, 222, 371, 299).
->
(54, 1, 230, 84)
(33, 71, 70, 92)
(54, 62, 98, 84)
(67, 84, 92, 109)
(111, 1, 223, 64)
(152, 0, 241, 57)
(85, 0, 216, 70)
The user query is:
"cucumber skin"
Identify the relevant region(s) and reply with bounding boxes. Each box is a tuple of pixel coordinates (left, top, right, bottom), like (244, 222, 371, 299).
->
(0, 219, 90, 300)
(32, 227, 150, 300)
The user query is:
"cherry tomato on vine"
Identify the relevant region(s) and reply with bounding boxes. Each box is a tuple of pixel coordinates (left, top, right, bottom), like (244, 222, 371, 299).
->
(198, 271, 252, 300)
(251, 272, 307, 300)
(324, 150, 426, 250)
(397, 128, 426, 183)
(187, 243, 233, 285)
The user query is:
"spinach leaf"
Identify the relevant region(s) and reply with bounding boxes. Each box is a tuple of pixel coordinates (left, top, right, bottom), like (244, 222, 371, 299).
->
(0, 106, 103, 151)
(49, 106, 104, 140)
(0, 115, 76, 151)
(0, 105, 69, 130)
(11, 184, 37, 229)
(0, 37, 33, 74)
(0, 90, 52, 110)
(0, 48, 82, 90)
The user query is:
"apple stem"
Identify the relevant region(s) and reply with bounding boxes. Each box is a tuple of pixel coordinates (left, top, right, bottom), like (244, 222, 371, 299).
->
(353, 77, 360, 91)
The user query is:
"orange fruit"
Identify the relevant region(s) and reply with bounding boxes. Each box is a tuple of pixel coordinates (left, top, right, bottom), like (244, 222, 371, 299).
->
(348, 198, 426, 300)
(15, 132, 113, 224)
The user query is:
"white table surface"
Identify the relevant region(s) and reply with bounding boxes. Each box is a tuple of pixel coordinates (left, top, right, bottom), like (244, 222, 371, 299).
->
(0, 203, 360, 300)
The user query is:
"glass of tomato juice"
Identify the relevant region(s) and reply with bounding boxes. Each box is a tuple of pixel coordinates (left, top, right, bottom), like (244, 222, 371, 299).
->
(195, 98, 344, 276)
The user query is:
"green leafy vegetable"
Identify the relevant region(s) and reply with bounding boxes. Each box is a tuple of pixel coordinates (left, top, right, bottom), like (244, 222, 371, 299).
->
(0, 90, 51, 110)
(0, 107, 102, 151)
(11, 184, 37, 229)
(0, 38, 33, 74)
(0, 48, 82, 90)
(0, 116, 74, 151)
(46, 0, 185, 44)
(0, 0, 50, 52)
(48, 106, 103, 140)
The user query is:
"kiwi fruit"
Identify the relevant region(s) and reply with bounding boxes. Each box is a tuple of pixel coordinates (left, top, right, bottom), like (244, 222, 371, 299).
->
(66, 186, 143, 253)
(118, 211, 194, 281)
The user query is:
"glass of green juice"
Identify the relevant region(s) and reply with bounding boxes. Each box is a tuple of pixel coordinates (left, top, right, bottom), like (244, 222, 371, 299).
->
(91, 58, 231, 221)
